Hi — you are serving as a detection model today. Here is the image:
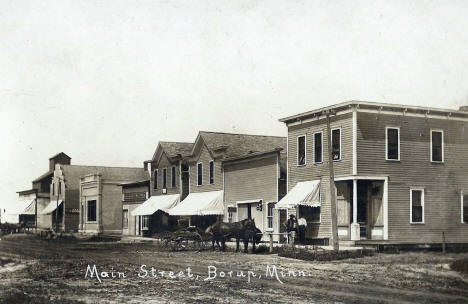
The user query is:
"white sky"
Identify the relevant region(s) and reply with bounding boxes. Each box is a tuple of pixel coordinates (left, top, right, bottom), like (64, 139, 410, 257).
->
(1, 0, 468, 210)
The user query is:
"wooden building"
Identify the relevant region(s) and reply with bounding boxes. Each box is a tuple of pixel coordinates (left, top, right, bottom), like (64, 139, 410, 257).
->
(3, 153, 72, 227)
(279, 101, 468, 244)
(121, 179, 150, 236)
(130, 142, 193, 236)
(169, 131, 287, 234)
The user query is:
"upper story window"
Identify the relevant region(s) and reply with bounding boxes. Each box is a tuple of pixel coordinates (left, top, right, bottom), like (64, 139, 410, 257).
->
(171, 166, 176, 188)
(197, 163, 203, 186)
(153, 169, 158, 189)
(297, 135, 306, 166)
(162, 168, 167, 189)
(209, 161, 214, 184)
(462, 192, 467, 223)
(314, 132, 323, 164)
(386, 127, 400, 161)
(431, 130, 444, 162)
(331, 128, 341, 161)
(410, 189, 424, 224)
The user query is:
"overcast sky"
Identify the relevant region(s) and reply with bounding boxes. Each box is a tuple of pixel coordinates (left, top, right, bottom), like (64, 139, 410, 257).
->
(1, 0, 468, 210)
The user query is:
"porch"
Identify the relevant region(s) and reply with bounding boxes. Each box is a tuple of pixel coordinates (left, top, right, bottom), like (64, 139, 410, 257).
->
(335, 176, 388, 241)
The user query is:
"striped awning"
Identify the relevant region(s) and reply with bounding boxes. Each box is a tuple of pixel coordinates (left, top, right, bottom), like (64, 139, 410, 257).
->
(131, 194, 180, 216)
(276, 180, 321, 209)
(168, 190, 224, 216)
(41, 200, 63, 214)
(6, 199, 36, 215)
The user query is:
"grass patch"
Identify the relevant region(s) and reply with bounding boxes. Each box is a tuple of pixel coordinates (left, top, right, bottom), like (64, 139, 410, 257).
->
(278, 246, 374, 261)
(451, 258, 468, 275)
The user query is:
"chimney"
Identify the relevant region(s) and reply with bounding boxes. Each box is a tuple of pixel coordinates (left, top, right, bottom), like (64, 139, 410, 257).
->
(459, 106, 468, 112)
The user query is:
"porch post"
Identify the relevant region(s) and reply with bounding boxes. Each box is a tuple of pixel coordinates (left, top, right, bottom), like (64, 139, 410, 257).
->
(351, 179, 360, 240)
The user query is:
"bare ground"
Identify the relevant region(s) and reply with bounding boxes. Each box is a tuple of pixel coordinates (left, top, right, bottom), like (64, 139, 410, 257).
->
(1, 234, 468, 304)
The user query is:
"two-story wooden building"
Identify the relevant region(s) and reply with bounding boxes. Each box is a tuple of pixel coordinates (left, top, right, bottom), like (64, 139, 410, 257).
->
(130, 142, 193, 235)
(168, 131, 287, 235)
(279, 101, 468, 245)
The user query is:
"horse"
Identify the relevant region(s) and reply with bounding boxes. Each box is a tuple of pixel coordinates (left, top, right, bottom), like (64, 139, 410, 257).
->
(205, 219, 260, 253)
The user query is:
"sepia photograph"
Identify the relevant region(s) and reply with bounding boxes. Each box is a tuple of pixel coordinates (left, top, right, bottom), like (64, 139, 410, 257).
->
(1, 1, 468, 303)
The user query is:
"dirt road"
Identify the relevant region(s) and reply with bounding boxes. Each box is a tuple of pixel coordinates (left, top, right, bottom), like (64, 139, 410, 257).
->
(1, 234, 468, 303)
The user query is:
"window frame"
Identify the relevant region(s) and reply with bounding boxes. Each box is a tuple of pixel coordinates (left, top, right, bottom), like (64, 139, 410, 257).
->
(197, 162, 203, 186)
(162, 168, 167, 189)
(141, 215, 149, 229)
(87, 200, 97, 223)
(461, 190, 467, 224)
(228, 207, 236, 223)
(171, 166, 176, 188)
(122, 209, 129, 229)
(331, 127, 342, 162)
(386, 126, 400, 161)
(430, 129, 444, 163)
(297, 135, 306, 166)
(266, 202, 276, 230)
(209, 160, 214, 184)
(153, 169, 158, 189)
(410, 188, 425, 224)
(313, 131, 323, 164)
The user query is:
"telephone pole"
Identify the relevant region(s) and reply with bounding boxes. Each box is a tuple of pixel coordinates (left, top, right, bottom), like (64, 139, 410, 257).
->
(325, 110, 339, 252)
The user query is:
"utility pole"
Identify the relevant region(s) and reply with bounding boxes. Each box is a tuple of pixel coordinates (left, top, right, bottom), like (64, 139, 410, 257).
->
(325, 110, 339, 252)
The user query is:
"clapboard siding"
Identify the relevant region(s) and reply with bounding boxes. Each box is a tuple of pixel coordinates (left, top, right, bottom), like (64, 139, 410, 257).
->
(151, 152, 181, 196)
(189, 144, 223, 193)
(357, 112, 468, 243)
(287, 112, 353, 238)
(224, 153, 280, 237)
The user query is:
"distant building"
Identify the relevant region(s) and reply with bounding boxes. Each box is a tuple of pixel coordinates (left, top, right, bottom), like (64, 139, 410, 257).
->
(4, 153, 71, 226)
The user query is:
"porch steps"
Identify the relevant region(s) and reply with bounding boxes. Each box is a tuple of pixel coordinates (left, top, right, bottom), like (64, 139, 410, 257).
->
(339, 240, 356, 247)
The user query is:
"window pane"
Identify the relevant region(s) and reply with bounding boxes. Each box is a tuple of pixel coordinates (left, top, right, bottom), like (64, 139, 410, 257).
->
(298, 136, 305, 165)
(432, 131, 443, 161)
(314, 133, 322, 163)
(154, 170, 158, 189)
(411, 190, 423, 223)
(463, 195, 468, 223)
(123, 210, 128, 229)
(197, 163, 203, 185)
(209, 161, 214, 184)
(87, 200, 96, 222)
(162, 169, 167, 189)
(299, 205, 320, 222)
(387, 128, 399, 160)
(171, 167, 176, 188)
(332, 129, 341, 160)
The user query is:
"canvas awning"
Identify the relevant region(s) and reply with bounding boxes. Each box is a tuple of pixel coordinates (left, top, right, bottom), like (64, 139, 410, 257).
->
(276, 180, 321, 209)
(6, 199, 36, 215)
(168, 190, 224, 216)
(131, 194, 180, 216)
(41, 200, 63, 214)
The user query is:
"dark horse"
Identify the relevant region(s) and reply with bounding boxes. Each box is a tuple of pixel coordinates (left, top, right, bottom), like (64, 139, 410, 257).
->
(205, 219, 261, 253)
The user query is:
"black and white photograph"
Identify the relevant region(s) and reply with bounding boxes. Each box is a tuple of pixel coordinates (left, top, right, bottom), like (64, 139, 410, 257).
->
(1, 1, 468, 303)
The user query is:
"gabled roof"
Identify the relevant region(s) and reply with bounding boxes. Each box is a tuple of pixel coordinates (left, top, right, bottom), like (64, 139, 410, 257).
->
(190, 131, 286, 162)
(279, 100, 468, 123)
(49, 152, 71, 160)
(152, 141, 194, 163)
(32, 171, 54, 183)
(60, 165, 149, 190)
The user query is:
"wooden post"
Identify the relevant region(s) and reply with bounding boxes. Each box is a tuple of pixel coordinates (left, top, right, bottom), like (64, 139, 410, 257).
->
(442, 231, 446, 253)
(269, 233, 273, 253)
(325, 110, 340, 252)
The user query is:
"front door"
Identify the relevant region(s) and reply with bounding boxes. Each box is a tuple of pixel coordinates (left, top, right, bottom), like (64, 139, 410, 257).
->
(357, 181, 368, 239)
